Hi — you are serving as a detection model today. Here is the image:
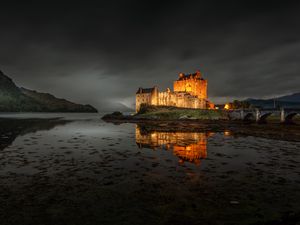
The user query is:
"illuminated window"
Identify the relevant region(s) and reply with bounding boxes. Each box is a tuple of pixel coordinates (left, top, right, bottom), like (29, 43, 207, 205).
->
(186, 84, 192, 92)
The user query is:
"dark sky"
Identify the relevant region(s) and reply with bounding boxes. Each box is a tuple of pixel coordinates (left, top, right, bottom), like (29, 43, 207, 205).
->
(1, 1, 300, 110)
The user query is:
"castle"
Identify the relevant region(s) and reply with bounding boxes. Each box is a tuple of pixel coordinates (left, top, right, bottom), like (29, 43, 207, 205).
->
(136, 70, 214, 112)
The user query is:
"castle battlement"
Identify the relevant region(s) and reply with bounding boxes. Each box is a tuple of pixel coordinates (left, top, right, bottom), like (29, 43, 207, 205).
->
(178, 70, 202, 80)
(135, 71, 214, 112)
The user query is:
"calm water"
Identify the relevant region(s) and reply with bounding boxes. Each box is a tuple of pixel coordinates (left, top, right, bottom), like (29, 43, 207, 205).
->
(0, 113, 299, 225)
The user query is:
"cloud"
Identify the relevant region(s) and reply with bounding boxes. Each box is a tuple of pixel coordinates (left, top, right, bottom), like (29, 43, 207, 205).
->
(0, 1, 299, 108)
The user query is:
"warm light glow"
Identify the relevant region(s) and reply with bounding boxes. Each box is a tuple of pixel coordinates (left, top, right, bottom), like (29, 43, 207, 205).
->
(224, 103, 230, 110)
(136, 71, 212, 112)
(185, 84, 192, 92)
(224, 131, 231, 136)
(135, 126, 208, 165)
(151, 133, 157, 138)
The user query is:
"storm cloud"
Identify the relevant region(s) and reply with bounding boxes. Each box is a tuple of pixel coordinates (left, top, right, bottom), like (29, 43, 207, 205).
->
(0, 1, 300, 110)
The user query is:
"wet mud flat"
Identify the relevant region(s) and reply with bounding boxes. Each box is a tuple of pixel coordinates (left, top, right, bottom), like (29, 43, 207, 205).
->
(0, 118, 70, 150)
(0, 117, 300, 225)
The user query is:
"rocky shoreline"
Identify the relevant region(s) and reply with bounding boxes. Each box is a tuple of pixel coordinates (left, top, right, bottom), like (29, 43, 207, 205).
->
(101, 108, 228, 121)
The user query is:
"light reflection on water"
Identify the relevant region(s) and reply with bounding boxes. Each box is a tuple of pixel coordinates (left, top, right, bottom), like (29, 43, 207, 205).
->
(135, 125, 210, 165)
(0, 113, 299, 174)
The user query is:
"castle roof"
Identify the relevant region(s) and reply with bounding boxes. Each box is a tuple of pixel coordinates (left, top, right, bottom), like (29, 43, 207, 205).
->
(178, 70, 204, 81)
(136, 87, 155, 94)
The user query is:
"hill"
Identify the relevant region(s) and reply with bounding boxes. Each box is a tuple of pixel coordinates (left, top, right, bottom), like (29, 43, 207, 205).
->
(276, 93, 300, 103)
(0, 70, 98, 112)
(246, 93, 300, 109)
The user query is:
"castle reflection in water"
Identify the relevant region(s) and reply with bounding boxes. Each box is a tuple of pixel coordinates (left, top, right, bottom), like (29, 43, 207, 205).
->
(135, 125, 224, 165)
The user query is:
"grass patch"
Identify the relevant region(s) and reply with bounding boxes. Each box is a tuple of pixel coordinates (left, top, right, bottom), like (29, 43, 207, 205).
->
(135, 105, 227, 120)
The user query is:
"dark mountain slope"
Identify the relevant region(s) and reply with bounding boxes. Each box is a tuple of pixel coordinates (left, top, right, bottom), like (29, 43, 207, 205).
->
(245, 92, 300, 109)
(0, 70, 97, 112)
(20, 88, 97, 112)
(276, 93, 300, 103)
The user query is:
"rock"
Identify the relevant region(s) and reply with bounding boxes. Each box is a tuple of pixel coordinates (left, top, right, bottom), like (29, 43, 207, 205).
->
(102, 111, 125, 120)
(179, 115, 189, 119)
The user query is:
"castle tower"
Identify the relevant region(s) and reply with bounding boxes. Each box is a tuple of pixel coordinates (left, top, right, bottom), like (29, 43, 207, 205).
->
(173, 71, 207, 99)
(135, 86, 158, 112)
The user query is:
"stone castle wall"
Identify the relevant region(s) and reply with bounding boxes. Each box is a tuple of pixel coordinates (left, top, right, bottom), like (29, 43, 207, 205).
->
(135, 92, 152, 112)
(157, 91, 206, 109)
(173, 78, 207, 99)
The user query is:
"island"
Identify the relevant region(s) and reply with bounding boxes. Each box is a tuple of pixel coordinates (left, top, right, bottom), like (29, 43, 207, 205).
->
(102, 105, 227, 121)
(103, 70, 300, 124)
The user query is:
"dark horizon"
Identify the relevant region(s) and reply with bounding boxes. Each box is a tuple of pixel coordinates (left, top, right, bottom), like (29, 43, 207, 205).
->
(1, 1, 300, 110)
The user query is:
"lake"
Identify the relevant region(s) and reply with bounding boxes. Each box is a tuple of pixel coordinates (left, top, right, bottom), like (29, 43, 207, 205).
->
(0, 113, 299, 225)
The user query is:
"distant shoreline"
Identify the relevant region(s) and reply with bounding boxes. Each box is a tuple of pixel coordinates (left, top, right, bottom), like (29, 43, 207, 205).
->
(102, 106, 228, 121)
(102, 105, 300, 124)
(102, 113, 300, 142)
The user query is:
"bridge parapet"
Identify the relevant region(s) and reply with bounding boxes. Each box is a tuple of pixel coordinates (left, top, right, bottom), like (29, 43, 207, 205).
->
(228, 108, 300, 123)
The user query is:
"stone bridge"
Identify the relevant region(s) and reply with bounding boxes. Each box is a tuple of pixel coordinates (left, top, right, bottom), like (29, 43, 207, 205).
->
(228, 108, 300, 123)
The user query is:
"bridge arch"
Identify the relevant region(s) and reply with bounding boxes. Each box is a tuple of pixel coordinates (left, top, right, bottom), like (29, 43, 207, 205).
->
(244, 112, 255, 121)
(284, 112, 299, 123)
(258, 112, 273, 123)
